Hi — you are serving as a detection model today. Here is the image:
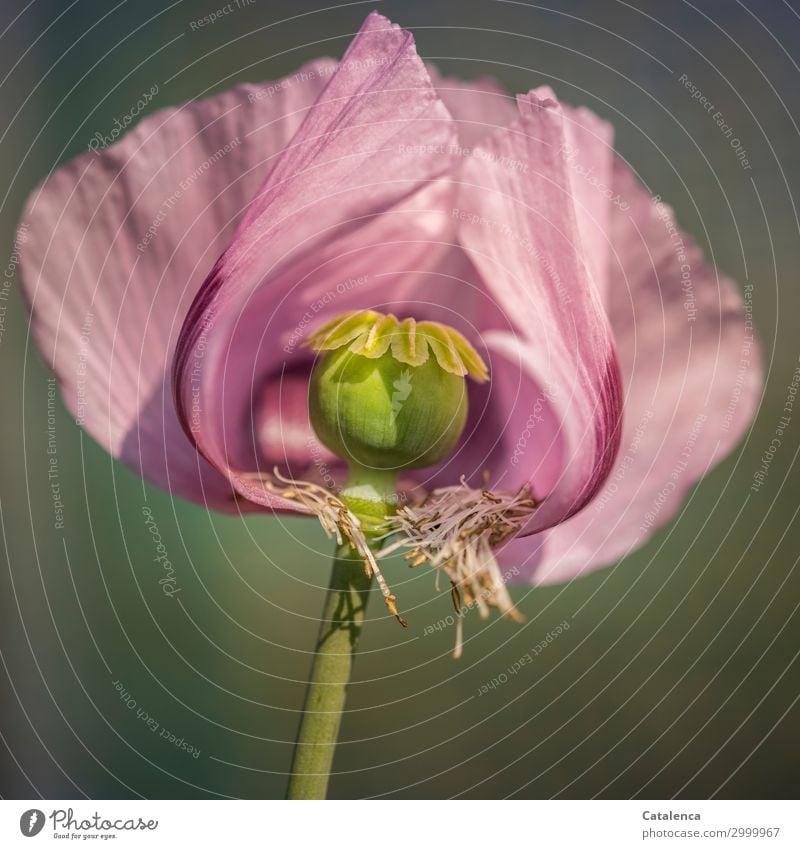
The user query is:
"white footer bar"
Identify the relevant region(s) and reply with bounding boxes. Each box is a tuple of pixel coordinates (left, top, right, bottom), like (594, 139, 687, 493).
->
(1, 799, 796, 848)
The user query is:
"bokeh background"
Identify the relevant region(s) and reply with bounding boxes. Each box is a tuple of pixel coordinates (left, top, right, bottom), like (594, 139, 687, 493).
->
(1, 0, 798, 799)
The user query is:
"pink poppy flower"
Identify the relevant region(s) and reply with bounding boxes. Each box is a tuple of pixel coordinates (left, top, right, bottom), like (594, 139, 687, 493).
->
(17, 12, 760, 605)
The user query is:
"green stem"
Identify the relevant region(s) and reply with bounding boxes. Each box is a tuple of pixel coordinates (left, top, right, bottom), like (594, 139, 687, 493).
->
(286, 541, 373, 800)
(287, 466, 396, 800)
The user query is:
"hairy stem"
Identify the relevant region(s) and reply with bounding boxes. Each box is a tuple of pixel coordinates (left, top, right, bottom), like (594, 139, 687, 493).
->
(286, 466, 396, 799)
(286, 542, 373, 799)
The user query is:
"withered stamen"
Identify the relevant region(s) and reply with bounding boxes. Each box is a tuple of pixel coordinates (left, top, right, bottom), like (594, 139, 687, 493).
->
(246, 468, 407, 627)
(378, 477, 538, 656)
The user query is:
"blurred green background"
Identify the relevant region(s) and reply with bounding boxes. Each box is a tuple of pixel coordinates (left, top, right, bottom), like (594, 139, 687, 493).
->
(1, 0, 798, 799)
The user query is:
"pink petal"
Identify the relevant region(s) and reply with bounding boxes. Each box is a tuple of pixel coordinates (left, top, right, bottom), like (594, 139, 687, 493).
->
(509, 155, 761, 584)
(427, 66, 517, 146)
(173, 12, 459, 507)
(432, 70, 616, 298)
(560, 105, 615, 302)
(18, 59, 337, 509)
(455, 88, 623, 532)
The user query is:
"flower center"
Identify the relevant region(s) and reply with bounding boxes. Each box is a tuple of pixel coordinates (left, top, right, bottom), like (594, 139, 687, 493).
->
(253, 309, 534, 643)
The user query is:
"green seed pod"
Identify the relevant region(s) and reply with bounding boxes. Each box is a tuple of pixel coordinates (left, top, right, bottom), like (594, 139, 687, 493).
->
(307, 311, 488, 474)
